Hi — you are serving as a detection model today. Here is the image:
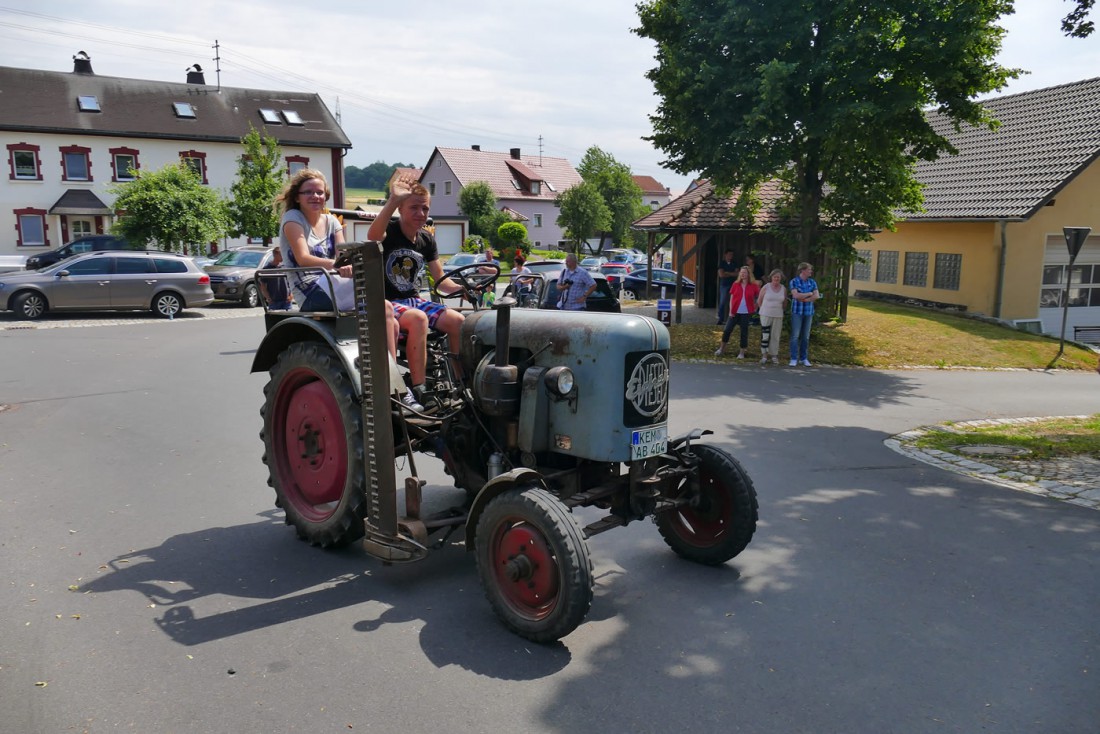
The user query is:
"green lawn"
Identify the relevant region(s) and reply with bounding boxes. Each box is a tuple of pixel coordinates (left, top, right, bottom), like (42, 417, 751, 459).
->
(671, 298, 1098, 370)
(913, 415, 1100, 459)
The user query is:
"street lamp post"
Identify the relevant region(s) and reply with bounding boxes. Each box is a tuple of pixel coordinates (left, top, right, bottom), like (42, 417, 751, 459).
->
(1054, 226, 1091, 364)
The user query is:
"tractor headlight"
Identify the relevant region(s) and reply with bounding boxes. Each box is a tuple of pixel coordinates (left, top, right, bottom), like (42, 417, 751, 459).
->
(544, 366, 574, 396)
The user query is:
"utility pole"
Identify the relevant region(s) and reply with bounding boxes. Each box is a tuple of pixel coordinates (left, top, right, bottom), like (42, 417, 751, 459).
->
(212, 40, 222, 92)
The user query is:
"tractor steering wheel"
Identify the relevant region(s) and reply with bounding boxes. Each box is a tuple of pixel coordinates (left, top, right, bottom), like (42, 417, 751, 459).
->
(435, 261, 501, 306)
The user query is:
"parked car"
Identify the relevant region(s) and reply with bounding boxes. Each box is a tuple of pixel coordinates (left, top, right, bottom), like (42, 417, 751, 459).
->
(620, 268, 697, 301)
(442, 253, 481, 275)
(203, 246, 275, 307)
(24, 234, 134, 270)
(600, 262, 635, 292)
(501, 260, 620, 312)
(580, 256, 608, 272)
(540, 273, 620, 312)
(0, 251, 213, 319)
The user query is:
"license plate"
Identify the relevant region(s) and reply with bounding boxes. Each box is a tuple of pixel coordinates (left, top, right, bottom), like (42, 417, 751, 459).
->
(631, 425, 668, 460)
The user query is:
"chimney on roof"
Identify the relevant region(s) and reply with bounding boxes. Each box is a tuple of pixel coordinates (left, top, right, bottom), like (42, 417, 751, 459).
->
(510, 148, 521, 160)
(471, 145, 480, 151)
(72, 51, 94, 75)
(186, 64, 206, 85)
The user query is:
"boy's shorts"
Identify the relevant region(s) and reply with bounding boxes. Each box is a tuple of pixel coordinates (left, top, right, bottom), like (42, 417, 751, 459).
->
(391, 297, 448, 329)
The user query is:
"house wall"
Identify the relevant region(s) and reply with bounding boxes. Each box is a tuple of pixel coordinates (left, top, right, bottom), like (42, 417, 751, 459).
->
(419, 159, 568, 248)
(1000, 160, 1100, 322)
(2, 131, 339, 257)
(849, 221, 999, 313)
(849, 159, 1100, 331)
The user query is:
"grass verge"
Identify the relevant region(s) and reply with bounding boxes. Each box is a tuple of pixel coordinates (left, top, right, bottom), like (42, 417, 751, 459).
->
(666, 298, 1098, 370)
(913, 415, 1100, 460)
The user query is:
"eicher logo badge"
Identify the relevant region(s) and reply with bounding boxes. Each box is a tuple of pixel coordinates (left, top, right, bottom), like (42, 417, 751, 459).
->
(625, 353, 668, 418)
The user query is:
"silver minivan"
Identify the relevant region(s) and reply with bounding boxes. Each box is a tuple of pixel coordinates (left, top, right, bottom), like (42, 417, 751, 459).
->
(0, 251, 214, 319)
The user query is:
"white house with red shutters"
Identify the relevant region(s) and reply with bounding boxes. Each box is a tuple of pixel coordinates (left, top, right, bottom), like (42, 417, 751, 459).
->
(0, 52, 351, 260)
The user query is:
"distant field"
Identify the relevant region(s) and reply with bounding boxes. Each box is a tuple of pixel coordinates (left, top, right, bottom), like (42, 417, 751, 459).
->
(345, 188, 386, 202)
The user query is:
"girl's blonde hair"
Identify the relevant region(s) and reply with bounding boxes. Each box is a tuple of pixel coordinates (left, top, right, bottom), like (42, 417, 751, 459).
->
(276, 168, 329, 213)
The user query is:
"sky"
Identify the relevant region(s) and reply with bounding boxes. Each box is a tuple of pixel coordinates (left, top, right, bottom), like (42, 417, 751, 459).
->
(1, 1, 1098, 195)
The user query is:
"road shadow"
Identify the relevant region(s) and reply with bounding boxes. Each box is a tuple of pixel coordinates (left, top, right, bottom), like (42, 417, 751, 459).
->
(79, 506, 571, 680)
(531, 423, 1100, 732)
(669, 359, 921, 408)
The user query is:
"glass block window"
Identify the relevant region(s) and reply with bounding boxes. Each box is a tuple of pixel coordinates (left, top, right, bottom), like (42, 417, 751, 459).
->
(876, 250, 898, 284)
(933, 253, 962, 290)
(903, 251, 928, 287)
(851, 249, 871, 281)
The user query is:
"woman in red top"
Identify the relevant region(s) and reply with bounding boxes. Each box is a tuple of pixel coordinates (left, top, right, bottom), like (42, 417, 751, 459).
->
(715, 266, 761, 359)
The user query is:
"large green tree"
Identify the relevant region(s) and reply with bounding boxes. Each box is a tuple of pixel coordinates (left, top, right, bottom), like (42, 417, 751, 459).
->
(555, 181, 612, 252)
(1064, 0, 1094, 36)
(109, 163, 228, 254)
(457, 180, 501, 237)
(226, 125, 283, 244)
(577, 146, 648, 251)
(635, 0, 1018, 261)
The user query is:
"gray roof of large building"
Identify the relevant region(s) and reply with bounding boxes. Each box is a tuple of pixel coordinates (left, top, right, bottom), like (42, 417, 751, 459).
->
(910, 76, 1100, 220)
(0, 65, 351, 149)
(634, 77, 1100, 230)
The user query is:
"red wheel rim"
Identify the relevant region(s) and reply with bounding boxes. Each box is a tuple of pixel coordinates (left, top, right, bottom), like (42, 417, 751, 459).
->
(667, 464, 733, 547)
(490, 520, 559, 620)
(272, 367, 349, 522)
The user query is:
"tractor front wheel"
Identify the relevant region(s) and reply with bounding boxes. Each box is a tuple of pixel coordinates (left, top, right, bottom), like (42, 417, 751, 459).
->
(475, 487, 593, 643)
(655, 444, 758, 565)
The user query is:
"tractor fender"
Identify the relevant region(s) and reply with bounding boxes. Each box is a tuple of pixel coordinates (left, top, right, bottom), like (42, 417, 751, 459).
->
(251, 317, 358, 387)
(464, 468, 550, 550)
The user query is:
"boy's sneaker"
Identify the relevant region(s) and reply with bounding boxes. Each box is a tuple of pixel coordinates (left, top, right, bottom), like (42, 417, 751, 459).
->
(800, 359, 813, 367)
(401, 390, 424, 413)
(789, 359, 798, 366)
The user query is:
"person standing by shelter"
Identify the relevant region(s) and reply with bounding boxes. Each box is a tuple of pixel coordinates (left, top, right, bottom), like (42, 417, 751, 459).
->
(756, 269, 787, 365)
(788, 262, 820, 367)
(715, 266, 760, 359)
(716, 249, 739, 324)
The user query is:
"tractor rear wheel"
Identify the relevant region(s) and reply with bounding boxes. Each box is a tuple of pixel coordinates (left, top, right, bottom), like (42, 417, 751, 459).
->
(261, 342, 366, 548)
(655, 444, 758, 565)
(475, 487, 593, 643)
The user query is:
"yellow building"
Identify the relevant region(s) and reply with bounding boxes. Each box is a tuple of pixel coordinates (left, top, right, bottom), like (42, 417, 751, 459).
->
(850, 78, 1100, 344)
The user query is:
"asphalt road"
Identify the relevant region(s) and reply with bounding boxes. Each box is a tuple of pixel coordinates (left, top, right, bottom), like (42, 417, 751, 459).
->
(1, 312, 1097, 733)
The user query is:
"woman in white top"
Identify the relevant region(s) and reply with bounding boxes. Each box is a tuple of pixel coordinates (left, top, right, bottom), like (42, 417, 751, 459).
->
(756, 269, 787, 365)
(276, 169, 398, 360)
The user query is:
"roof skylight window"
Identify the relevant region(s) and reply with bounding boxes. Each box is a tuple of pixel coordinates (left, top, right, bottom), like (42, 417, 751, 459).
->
(77, 95, 100, 112)
(259, 108, 281, 124)
(281, 110, 304, 126)
(173, 102, 196, 119)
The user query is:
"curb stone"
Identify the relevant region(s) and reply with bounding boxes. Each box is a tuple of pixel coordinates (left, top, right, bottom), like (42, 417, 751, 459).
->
(887, 416, 1099, 511)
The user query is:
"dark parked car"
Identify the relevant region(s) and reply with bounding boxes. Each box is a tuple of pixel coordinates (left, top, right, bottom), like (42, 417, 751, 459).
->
(0, 251, 213, 319)
(501, 260, 621, 313)
(24, 234, 134, 270)
(620, 268, 696, 301)
(204, 246, 275, 307)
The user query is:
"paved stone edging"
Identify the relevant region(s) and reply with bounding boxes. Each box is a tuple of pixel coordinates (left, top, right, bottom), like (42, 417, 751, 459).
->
(886, 416, 1100, 511)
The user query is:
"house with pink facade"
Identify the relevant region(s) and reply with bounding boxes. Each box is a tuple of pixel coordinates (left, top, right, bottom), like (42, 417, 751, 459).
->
(418, 146, 582, 253)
